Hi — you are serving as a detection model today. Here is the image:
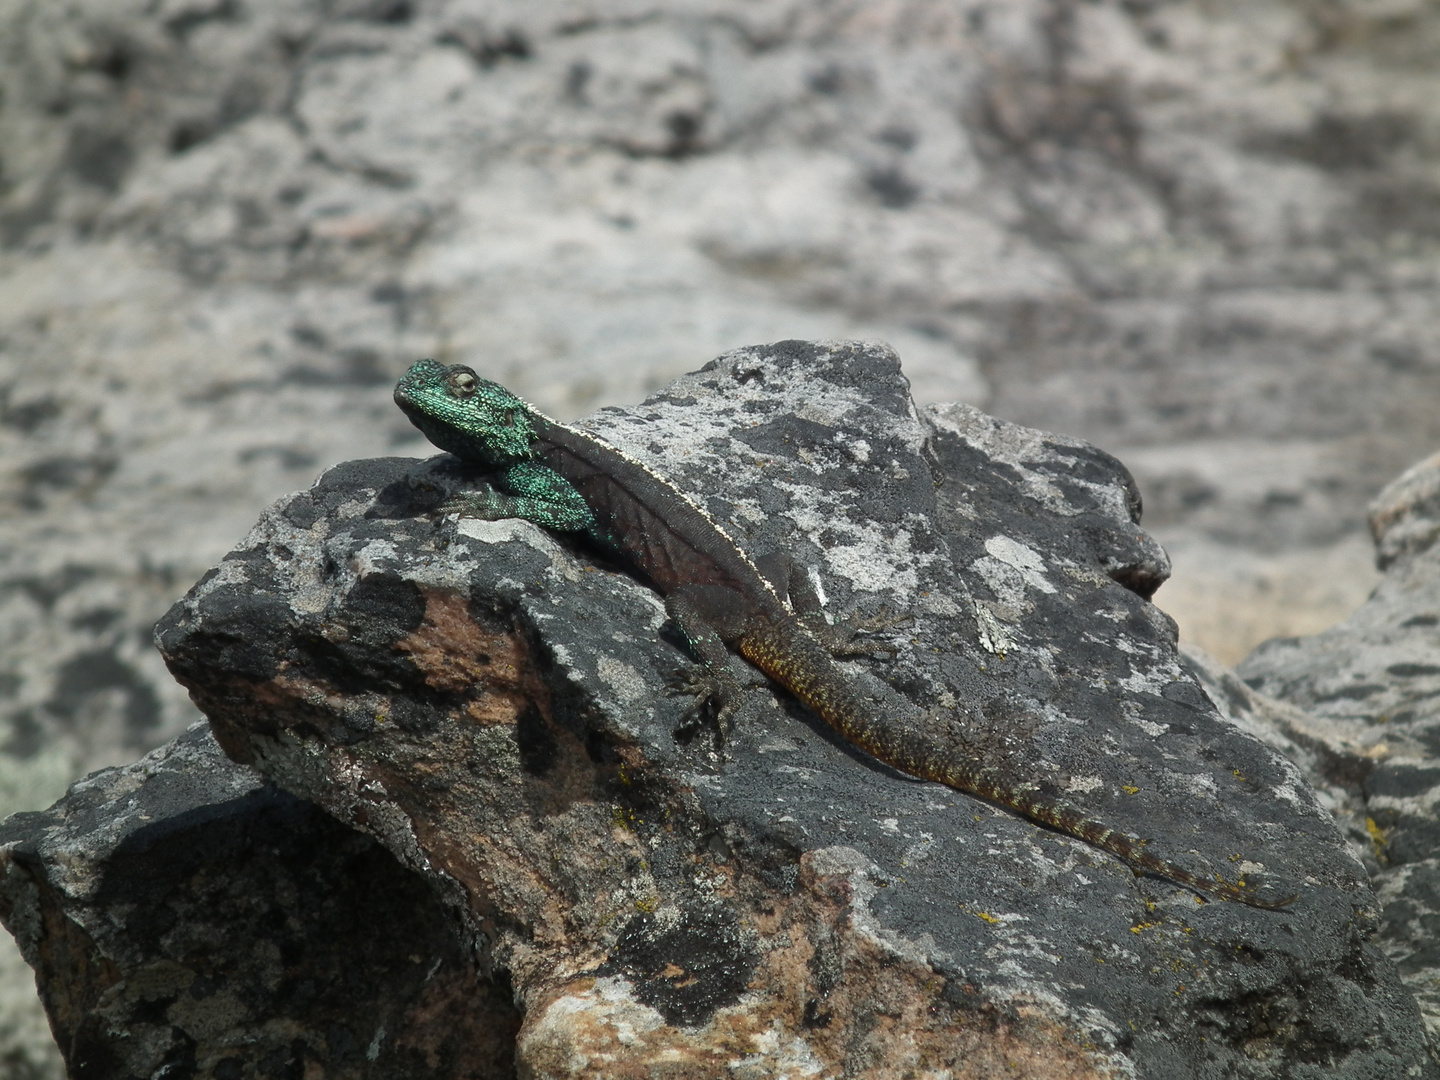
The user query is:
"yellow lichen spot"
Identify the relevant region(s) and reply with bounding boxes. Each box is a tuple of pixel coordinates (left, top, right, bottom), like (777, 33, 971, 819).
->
(612, 805, 640, 831)
(976, 911, 1001, 924)
(1122, 785, 1140, 796)
(634, 896, 658, 913)
(1233, 769, 1246, 782)
(1130, 921, 1159, 934)
(1365, 817, 1390, 863)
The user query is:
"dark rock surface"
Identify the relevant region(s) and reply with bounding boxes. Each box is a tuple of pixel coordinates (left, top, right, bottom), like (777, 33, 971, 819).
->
(133, 341, 1427, 1079)
(1240, 452, 1440, 1055)
(0, 722, 520, 1079)
(5, 1, 1440, 1071)
(3, 0, 1439, 815)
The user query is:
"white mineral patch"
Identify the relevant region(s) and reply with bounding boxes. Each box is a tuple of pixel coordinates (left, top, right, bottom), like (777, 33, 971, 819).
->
(199, 559, 252, 592)
(336, 497, 372, 520)
(982, 536, 1058, 595)
(974, 602, 1016, 655)
(1163, 770, 1217, 797)
(455, 517, 559, 560)
(595, 655, 649, 705)
(1128, 717, 1169, 738)
(349, 539, 399, 575)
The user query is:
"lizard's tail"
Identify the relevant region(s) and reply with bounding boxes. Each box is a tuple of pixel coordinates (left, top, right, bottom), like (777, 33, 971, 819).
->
(743, 627, 1296, 910)
(937, 764, 1298, 910)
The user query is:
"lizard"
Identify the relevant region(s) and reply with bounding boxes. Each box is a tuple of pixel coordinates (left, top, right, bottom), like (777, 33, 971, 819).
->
(394, 358, 1295, 910)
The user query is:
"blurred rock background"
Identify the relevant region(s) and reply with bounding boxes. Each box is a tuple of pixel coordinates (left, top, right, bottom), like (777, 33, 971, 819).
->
(1, 0, 1438, 1073)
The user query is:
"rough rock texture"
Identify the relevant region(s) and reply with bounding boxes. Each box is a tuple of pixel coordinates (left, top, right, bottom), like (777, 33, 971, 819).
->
(4, 0, 1440, 800)
(137, 342, 1429, 1079)
(6, 0, 1440, 1069)
(0, 722, 521, 1079)
(1239, 453, 1440, 1055)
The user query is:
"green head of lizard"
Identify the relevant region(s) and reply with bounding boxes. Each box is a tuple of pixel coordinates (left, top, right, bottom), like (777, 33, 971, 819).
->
(394, 359, 538, 465)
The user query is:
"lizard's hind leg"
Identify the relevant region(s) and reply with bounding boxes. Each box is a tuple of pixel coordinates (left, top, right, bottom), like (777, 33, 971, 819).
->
(809, 607, 912, 658)
(752, 550, 911, 658)
(663, 586, 764, 746)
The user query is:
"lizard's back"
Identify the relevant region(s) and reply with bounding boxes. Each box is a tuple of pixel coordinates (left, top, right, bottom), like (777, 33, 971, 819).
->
(531, 415, 780, 610)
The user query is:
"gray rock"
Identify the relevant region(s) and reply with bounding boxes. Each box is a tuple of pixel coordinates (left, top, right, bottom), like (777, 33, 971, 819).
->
(0, 721, 521, 1079)
(1240, 452, 1440, 1057)
(1183, 647, 1379, 894)
(1372, 452, 1440, 572)
(7, 0, 1440, 1067)
(0, 752, 72, 1080)
(142, 341, 1428, 1078)
(4, 0, 1440, 803)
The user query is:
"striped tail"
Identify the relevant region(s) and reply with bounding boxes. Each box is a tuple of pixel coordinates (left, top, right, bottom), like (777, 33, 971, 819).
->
(741, 623, 1296, 911)
(938, 762, 1297, 910)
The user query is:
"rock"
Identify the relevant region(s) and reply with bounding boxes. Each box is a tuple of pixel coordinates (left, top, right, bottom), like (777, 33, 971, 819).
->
(142, 341, 1429, 1078)
(0, 751, 72, 1080)
(0, 721, 521, 1079)
(5, 0, 1440, 806)
(7, 1, 1440, 1067)
(1371, 451, 1440, 572)
(1239, 451, 1440, 1056)
(1181, 646, 1381, 890)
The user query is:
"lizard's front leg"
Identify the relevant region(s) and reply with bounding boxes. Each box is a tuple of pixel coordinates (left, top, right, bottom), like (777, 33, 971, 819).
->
(442, 460, 597, 534)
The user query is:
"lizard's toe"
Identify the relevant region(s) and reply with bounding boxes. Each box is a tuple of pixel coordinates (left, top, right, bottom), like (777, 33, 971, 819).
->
(804, 607, 911, 658)
(665, 666, 718, 701)
(667, 666, 743, 747)
(857, 605, 915, 634)
(439, 490, 507, 519)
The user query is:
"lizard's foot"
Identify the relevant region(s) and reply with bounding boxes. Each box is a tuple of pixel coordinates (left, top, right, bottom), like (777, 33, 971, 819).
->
(803, 606, 914, 659)
(666, 666, 749, 747)
(851, 605, 915, 635)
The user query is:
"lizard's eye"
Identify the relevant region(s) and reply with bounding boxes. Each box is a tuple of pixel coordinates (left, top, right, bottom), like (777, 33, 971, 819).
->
(449, 371, 477, 397)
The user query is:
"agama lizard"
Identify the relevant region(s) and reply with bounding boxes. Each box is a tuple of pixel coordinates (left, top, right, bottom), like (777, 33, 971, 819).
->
(394, 358, 1294, 910)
